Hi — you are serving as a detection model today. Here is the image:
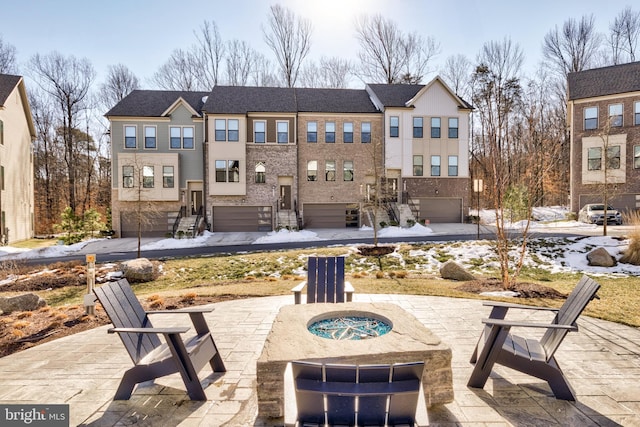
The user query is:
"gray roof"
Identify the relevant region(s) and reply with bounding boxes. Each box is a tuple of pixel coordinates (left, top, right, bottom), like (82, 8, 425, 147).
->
(0, 74, 21, 106)
(366, 84, 424, 107)
(105, 90, 210, 117)
(568, 62, 640, 100)
(204, 86, 297, 114)
(295, 88, 378, 113)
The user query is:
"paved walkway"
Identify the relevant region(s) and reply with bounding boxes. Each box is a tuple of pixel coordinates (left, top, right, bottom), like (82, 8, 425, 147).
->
(1, 294, 639, 426)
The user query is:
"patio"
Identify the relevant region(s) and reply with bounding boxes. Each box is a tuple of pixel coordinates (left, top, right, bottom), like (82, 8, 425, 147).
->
(0, 294, 638, 426)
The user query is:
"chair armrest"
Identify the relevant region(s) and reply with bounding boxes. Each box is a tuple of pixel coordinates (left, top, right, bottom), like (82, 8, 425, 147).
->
(345, 281, 354, 292)
(481, 318, 578, 331)
(108, 326, 190, 334)
(482, 301, 560, 312)
(147, 307, 214, 314)
(291, 281, 306, 292)
(292, 281, 306, 304)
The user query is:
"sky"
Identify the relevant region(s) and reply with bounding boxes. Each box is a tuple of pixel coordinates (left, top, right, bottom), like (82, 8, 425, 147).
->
(1, 207, 638, 279)
(1, 0, 631, 90)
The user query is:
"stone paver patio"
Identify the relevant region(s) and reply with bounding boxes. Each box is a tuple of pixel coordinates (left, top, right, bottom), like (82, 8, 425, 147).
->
(0, 294, 638, 426)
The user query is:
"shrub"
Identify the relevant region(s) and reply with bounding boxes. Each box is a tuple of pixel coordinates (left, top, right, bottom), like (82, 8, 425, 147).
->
(180, 292, 197, 303)
(375, 271, 385, 279)
(621, 210, 640, 265)
(406, 219, 416, 227)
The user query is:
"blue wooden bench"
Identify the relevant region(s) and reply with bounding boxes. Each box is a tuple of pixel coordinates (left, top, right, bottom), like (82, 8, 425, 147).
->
(468, 275, 600, 400)
(94, 278, 225, 400)
(286, 361, 426, 426)
(292, 256, 354, 304)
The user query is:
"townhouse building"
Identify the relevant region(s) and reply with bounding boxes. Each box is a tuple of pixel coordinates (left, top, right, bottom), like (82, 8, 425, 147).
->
(0, 74, 35, 244)
(106, 78, 472, 237)
(567, 62, 640, 213)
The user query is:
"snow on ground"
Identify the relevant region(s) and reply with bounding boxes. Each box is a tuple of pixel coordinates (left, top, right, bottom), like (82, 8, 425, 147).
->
(0, 206, 638, 277)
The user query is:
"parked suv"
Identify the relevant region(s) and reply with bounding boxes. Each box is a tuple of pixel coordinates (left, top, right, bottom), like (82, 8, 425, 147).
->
(578, 204, 623, 225)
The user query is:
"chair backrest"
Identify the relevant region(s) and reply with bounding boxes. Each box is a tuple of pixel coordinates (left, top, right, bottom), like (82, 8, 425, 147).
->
(540, 275, 600, 361)
(306, 256, 346, 303)
(292, 361, 424, 426)
(94, 278, 161, 363)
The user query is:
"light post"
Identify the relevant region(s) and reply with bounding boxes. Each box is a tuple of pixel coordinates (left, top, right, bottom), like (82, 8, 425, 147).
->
(473, 179, 483, 239)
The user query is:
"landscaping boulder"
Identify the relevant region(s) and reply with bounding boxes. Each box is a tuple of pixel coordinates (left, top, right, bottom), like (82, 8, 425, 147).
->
(0, 293, 46, 314)
(120, 258, 155, 282)
(440, 260, 476, 281)
(587, 247, 617, 267)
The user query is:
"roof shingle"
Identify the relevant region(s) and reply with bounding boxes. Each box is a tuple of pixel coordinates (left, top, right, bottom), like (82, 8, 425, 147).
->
(0, 74, 21, 106)
(568, 62, 640, 100)
(105, 90, 209, 117)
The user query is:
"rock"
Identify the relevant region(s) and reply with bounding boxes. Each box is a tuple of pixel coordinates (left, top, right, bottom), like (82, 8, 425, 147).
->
(440, 260, 476, 281)
(587, 247, 617, 267)
(120, 258, 155, 282)
(0, 293, 46, 314)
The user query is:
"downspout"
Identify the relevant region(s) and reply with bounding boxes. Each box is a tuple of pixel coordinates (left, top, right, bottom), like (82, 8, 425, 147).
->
(202, 109, 209, 230)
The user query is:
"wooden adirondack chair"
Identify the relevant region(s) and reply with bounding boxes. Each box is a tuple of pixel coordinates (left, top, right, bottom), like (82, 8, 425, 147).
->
(468, 275, 600, 400)
(291, 256, 354, 304)
(94, 279, 226, 400)
(287, 361, 426, 427)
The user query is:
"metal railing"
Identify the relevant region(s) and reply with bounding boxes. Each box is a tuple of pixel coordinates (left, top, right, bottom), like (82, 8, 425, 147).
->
(172, 206, 186, 238)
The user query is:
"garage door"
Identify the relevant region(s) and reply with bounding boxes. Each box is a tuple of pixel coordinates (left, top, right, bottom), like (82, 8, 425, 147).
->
(120, 211, 174, 238)
(303, 203, 347, 228)
(213, 206, 272, 232)
(419, 198, 462, 223)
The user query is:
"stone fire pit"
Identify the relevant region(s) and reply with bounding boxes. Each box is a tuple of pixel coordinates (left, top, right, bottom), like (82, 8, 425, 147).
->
(256, 302, 453, 419)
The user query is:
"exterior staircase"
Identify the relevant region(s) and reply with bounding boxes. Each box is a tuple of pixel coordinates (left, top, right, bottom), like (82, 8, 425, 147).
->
(174, 216, 198, 237)
(276, 210, 298, 230)
(397, 204, 417, 226)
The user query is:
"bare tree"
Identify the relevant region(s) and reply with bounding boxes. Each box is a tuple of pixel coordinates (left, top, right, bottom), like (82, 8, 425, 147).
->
(151, 48, 201, 90)
(226, 39, 257, 86)
(263, 4, 312, 87)
(439, 54, 473, 100)
(28, 52, 95, 216)
(355, 14, 439, 84)
(0, 35, 17, 74)
(609, 6, 640, 64)
(299, 57, 354, 88)
(542, 15, 602, 78)
(471, 38, 525, 289)
(194, 20, 225, 89)
(249, 54, 279, 87)
(99, 64, 139, 108)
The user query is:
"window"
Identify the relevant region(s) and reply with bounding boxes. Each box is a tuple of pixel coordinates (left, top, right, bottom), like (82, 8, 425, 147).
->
(361, 122, 371, 143)
(228, 119, 239, 141)
(215, 160, 227, 182)
(448, 155, 458, 176)
(448, 118, 459, 138)
(343, 122, 353, 143)
(587, 147, 602, 170)
(228, 160, 240, 182)
(163, 166, 174, 188)
(122, 166, 134, 188)
(0, 166, 3, 190)
(325, 160, 336, 181)
(255, 162, 266, 183)
(413, 155, 423, 176)
(170, 127, 194, 149)
(609, 104, 623, 127)
(584, 107, 598, 130)
(606, 145, 621, 169)
(170, 127, 181, 148)
(635, 145, 640, 168)
(431, 118, 441, 138)
(124, 126, 136, 148)
(635, 102, 640, 125)
(413, 117, 423, 138)
(277, 121, 289, 143)
(431, 156, 441, 176)
(0, 120, 4, 145)
(215, 119, 226, 141)
(390, 116, 399, 137)
(142, 165, 154, 188)
(325, 122, 335, 143)
(254, 121, 265, 143)
(307, 160, 318, 181)
(307, 122, 317, 142)
(343, 160, 354, 181)
(144, 126, 156, 149)
(183, 127, 194, 148)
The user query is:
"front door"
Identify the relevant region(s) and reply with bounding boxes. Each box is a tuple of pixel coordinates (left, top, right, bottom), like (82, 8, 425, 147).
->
(191, 190, 203, 215)
(280, 185, 291, 210)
